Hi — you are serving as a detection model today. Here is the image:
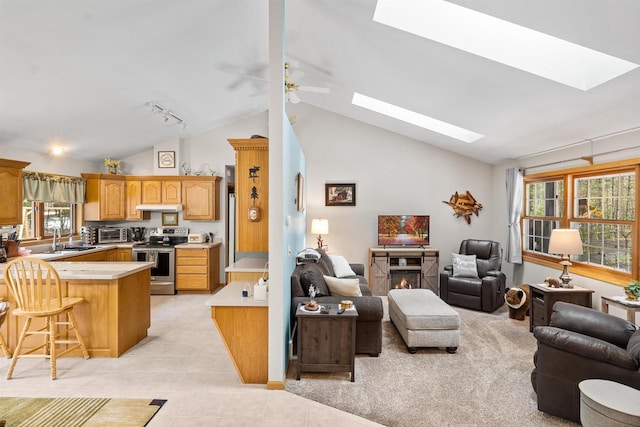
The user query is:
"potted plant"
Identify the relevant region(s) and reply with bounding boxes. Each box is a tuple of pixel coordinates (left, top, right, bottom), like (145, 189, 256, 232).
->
(624, 281, 640, 301)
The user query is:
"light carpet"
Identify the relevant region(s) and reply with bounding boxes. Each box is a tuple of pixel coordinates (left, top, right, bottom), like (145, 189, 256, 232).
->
(0, 397, 165, 427)
(286, 298, 576, 427)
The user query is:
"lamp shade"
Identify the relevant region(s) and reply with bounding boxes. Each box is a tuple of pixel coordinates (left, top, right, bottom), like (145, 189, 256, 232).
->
(311, 218, 329, 235)
(548, 229, 583, 255)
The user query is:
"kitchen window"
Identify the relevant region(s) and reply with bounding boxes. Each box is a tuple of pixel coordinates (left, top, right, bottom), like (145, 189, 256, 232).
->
(21, 201, 75, 239)
(523, 160, 638, 285)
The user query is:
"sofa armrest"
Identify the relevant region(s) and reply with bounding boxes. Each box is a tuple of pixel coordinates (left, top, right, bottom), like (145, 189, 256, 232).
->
(534, 326, 639, 371)
(350, 263, 365, 276)
(443, 265, 453, 274)
(550, 301, 636, 348)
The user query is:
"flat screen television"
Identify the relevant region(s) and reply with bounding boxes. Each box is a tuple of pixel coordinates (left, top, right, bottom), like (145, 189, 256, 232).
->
(378, 215, 429, 247)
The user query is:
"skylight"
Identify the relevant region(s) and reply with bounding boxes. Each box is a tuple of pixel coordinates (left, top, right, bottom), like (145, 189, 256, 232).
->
(352, 92, 483, 143)
(373, 0, 638, 91)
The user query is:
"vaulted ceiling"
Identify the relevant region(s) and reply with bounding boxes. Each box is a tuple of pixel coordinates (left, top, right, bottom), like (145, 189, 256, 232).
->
(2, 1, 639, 165)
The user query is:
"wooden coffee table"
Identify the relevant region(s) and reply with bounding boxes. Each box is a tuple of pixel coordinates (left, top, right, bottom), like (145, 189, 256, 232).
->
(296, 303, 358, 381)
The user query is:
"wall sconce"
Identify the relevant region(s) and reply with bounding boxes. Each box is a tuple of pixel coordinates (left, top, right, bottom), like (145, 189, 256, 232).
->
(147, 101, 187, 130)
(548, 229, 583, 287)
(311, 218, 329, 248)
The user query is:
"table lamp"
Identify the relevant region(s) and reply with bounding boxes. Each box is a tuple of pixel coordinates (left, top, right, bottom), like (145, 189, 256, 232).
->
(548, 229, 583, 288)
(311, 218, 329, 248)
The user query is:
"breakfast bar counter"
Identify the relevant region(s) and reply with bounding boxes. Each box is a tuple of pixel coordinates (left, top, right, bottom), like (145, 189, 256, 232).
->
(207, 281, 268, 384)
(0, 261, 154, 357)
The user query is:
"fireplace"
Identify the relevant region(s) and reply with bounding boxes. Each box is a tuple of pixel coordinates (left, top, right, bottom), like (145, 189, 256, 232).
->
(390, 270, 421, 290)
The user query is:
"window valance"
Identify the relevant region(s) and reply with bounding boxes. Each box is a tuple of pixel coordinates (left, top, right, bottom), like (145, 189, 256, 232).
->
(22, 171, 86, 204)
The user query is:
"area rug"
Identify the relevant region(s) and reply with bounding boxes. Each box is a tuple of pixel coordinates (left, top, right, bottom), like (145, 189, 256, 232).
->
(0, 397, 166, 427)
(285, 299, 576, 426)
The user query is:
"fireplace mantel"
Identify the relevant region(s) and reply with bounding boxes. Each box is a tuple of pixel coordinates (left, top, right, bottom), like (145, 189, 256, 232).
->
(368, 247, 439, 296)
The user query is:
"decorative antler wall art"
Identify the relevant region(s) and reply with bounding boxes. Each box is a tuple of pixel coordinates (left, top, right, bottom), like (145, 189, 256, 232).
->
(443, 191, 483, 224)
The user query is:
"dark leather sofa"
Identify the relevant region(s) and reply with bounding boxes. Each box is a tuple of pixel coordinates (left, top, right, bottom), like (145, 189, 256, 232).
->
(439, 239, 506, 312)
(291, 249, 383, 356)
(531, 301, 640, 423)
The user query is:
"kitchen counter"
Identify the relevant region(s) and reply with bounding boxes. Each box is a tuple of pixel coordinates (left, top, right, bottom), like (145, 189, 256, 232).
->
(14, 243, 135, 261)
(0, 260, 153, 357)
(175, 238, 222, 249)
(225, 257, 268, 283)
(207, 281, 268, 384)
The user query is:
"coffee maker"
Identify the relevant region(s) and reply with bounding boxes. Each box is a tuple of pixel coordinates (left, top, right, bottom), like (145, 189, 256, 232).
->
(131, 227, 146, 242)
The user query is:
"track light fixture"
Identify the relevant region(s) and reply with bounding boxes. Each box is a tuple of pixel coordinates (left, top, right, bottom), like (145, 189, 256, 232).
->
(146, 102, 187, 130)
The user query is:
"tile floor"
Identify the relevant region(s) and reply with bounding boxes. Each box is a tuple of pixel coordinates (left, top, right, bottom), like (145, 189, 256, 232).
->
(0, 294, 380, 426)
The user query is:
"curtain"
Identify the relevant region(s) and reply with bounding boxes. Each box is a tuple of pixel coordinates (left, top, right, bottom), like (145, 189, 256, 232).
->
(505, 168, 524, 264)
(22, 171, 86, 204)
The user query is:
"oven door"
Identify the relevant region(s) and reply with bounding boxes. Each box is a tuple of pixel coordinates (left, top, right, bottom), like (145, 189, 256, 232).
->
(132, 248, 175, 295)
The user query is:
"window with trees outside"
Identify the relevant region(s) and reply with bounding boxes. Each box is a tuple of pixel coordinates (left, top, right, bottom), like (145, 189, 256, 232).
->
(21, 201, 75, 240)
(523, 160, 638, 286)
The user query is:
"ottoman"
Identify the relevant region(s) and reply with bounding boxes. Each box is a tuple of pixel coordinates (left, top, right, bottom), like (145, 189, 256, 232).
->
(579, 379, 640, 427)
(388, 289, 460, 354)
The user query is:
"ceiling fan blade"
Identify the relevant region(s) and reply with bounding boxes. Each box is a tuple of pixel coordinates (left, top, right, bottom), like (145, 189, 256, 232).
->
(298, 85, 330, 94)
(289, 70, 304, 80)
(289, 91, 301, 104)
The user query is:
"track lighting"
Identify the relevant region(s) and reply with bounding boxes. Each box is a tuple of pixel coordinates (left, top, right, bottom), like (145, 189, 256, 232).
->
(147, 102, 187, 130)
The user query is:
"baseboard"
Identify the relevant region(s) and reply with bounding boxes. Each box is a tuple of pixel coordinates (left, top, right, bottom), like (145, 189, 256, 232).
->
(267, 381, 285, 390)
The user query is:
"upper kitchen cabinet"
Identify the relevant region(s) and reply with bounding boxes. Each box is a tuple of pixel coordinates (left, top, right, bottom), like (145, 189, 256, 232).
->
(228, 137, 268, 253)
(141, 180, 181, 204)
(125, 180, 150, 221)
(81, 173, 126, 221)
(0, 158, 31, 225)
(182, 177, 222, 221)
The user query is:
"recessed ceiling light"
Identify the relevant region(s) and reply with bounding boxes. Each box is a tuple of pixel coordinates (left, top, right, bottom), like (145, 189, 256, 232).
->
(51, 146, 64, 156)
(352, 92, 483, 143)
(374, 0, 639, 90)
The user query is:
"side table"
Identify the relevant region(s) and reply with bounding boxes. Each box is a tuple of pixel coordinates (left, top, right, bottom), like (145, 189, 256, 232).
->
(601, 295, 640, 325)
(296, 303, 358, 382)
(529, 283, 594, 332)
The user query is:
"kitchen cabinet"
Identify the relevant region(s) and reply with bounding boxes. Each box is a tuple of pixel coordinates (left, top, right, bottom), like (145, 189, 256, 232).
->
(182, 177, 221, 220)
(81, 174, 126, 221)
(116, 248, 132, 261)
(0, 158, 30, 226)
(176, 244, 220, 293)
(228, 138, 269, 253)
(141, 180, 181, 204)
(125, 180, 150, 220)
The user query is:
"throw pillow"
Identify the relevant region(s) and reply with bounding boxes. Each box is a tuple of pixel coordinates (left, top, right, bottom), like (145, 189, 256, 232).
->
(300, 265, 329, 297)
(323, 275, 362, 297)
(328, 254, 356, 278)
(452, 253, 479, 278)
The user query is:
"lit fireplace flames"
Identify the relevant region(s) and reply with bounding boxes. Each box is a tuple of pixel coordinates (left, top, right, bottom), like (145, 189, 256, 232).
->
(395, 278, 412, 289)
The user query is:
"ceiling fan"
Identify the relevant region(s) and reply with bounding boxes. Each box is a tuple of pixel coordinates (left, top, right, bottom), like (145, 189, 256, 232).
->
(284, 61, 330, 104)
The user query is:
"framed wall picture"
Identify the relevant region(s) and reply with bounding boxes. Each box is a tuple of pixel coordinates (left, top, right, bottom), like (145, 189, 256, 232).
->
(162, 212, 178, 226)
(158, 151, 175, 168)
(297, 172, 305, 212)
(325, 183, 356, 206)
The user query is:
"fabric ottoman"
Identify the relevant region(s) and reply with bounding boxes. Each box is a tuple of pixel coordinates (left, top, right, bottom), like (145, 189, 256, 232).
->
(388, 289, 460, 354)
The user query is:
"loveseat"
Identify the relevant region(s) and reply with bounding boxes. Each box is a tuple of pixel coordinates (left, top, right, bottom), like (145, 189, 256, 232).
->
(531, 301, 640, 423)
(291, 249, 383, 356)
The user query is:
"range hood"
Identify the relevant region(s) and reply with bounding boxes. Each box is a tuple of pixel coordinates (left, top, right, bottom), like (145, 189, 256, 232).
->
(135, 204, 183, 212)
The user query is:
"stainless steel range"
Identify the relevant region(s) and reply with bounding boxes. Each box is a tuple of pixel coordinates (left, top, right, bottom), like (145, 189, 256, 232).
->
(131, 227, 188, 295)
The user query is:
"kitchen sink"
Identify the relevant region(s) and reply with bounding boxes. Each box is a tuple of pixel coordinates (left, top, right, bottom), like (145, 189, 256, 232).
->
(61, 246, 96, 251)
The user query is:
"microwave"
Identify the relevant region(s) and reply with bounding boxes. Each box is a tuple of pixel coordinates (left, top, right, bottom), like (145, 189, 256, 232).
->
(98, 227, 128, 243)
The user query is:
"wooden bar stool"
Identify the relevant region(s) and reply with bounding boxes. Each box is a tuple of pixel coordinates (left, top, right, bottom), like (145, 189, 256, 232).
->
(2, 258, 90, 379)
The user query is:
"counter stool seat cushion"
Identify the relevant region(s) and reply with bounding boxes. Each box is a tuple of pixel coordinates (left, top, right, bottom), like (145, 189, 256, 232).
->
(579, 379, 640, 426)
(388, 289, 460, 353)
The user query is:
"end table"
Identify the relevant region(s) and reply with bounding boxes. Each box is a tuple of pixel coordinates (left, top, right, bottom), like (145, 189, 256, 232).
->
(296, 303, 358, 382)
(529, 283, 594, 332)
(601, 295, 640, 325)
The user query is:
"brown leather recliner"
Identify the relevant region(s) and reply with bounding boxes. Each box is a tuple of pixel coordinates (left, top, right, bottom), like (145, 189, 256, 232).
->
(439, 239, 506, 312)
(531, 301, 640, 423)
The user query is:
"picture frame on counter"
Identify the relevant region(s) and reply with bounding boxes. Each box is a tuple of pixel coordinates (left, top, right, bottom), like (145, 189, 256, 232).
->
(162, 212, 178, 226)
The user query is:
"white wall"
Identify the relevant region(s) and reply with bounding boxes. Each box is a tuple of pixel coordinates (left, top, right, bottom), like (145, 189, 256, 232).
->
(0, 146, 99, 176)
(287, 102, 495, 273)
